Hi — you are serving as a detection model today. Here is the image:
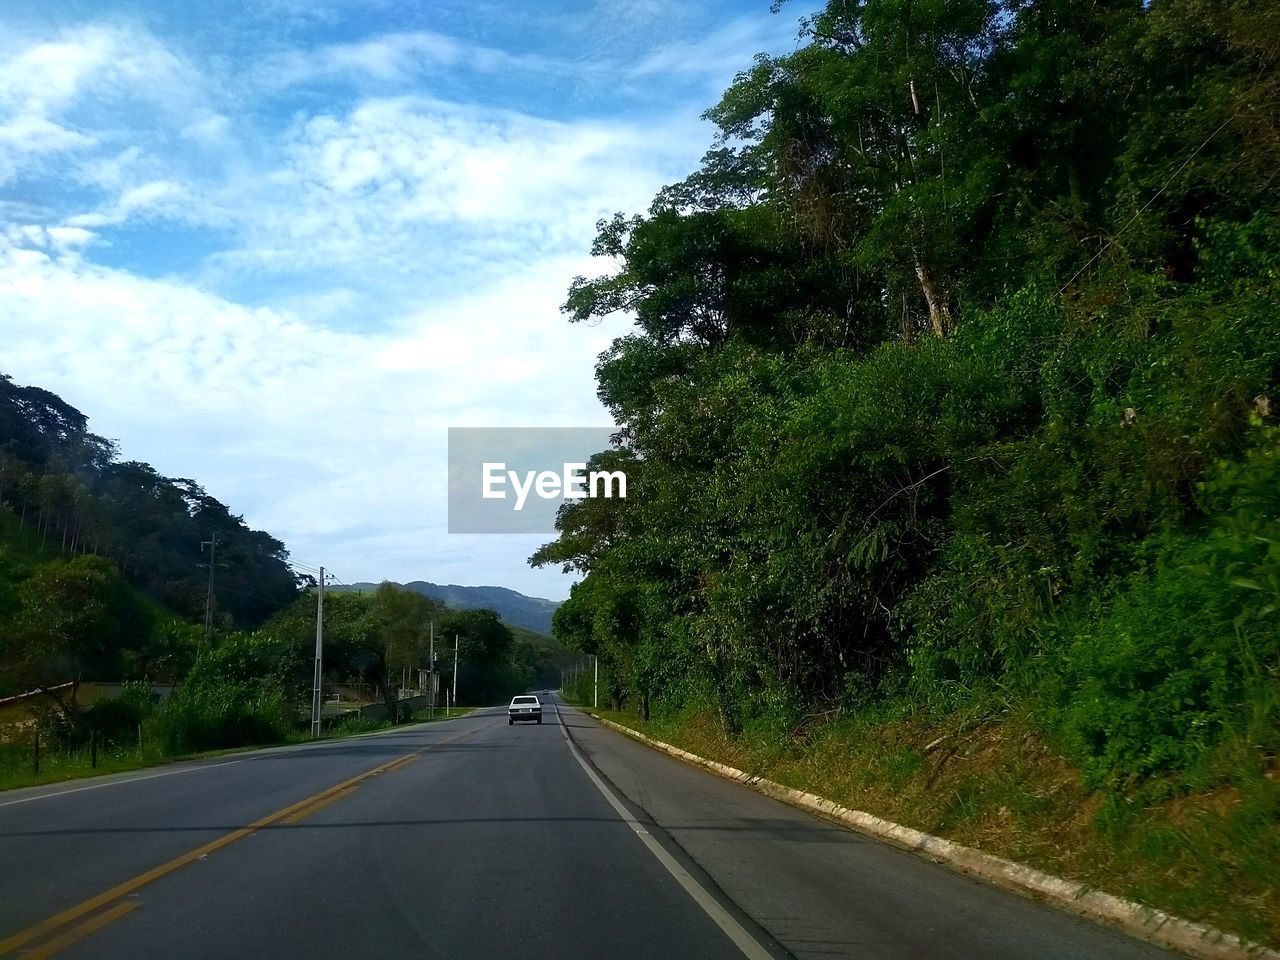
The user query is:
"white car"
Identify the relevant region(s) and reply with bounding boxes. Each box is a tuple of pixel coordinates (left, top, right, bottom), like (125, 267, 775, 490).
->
(508, 695, 543, 725)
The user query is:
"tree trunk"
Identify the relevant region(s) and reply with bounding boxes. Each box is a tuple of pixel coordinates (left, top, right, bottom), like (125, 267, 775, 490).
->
(915, 261, 954, 336)
(378, 676, 399, 724)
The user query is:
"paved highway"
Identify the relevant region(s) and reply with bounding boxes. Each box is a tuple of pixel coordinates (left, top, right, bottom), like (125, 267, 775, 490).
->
(0, 697, 1176, 959)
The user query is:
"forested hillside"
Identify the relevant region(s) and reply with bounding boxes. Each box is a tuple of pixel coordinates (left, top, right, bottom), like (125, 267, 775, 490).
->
(0, 375, 299, 699)
(537, 0, 1279, 939)
(344, 580, 561, 634)
(0, 376, 298, 626)
(0, 377, 557, 777)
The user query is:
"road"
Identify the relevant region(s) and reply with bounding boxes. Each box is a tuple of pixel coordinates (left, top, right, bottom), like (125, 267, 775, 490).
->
(0, 696, 1177, 960)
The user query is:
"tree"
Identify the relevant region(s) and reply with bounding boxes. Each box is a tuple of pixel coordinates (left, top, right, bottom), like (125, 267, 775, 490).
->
(2, 555, 153, 721)
(533, 0, 1280, 747)
(439, 608, 517, 704)
(0, 375, 300, 629)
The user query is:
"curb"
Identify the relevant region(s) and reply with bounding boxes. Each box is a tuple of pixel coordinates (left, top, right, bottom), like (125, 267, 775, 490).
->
(587, 713, 1277, 960)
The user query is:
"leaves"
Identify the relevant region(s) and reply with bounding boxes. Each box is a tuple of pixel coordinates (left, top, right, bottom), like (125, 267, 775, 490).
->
(533, 1, 1280, 790)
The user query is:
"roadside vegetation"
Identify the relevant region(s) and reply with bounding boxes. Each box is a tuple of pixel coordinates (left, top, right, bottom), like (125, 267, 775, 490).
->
(541, 0, 1280, 945)
(0, 683, 477, 793)
(0, 381, 560, 790)
(0, 570, 552, 790)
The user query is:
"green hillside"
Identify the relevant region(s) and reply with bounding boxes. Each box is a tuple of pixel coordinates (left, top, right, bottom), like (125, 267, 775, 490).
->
(329, 582, 574, 685)
(536, 0, 1280, 944)
(342, 580, 561, 635)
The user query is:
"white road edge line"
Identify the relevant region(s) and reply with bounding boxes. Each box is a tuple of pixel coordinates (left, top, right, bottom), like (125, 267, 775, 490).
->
(0, 708, 502, 807)
(553, 702, 775, 960)
(0, 760, 244, 808)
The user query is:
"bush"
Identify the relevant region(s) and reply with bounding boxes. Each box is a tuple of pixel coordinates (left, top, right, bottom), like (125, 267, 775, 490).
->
(1052, 428, 1280, 788)
(326, 713, 384, 736)
(79, 682, 156, 749)
(148, 681, 292, 754)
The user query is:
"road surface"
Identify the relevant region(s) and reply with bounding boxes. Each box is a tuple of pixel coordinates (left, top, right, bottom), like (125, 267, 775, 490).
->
(0, 697, 1177, 959)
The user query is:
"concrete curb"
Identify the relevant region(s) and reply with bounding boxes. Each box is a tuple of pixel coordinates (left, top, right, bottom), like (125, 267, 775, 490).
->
(588, 712, 1277, 960)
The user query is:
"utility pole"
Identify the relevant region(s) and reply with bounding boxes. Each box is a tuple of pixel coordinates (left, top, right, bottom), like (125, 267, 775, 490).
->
(429, 621, 435, 718)
(594, 655, 599, 710)
(310, 566, 325, 739)
(200, 533, 219, 655)
(452, 633, 459, 707)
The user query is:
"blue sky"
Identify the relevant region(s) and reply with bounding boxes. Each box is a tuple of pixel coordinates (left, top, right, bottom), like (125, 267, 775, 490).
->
(0, 0, 802, 600)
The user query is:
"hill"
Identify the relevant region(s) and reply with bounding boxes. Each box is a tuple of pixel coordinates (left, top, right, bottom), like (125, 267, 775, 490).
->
(0, 373, 297, 700)
(0, 374, 298, 629)
(343, 581, 561, 635)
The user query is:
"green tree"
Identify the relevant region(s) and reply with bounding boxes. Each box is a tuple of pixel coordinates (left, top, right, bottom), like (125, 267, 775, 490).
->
(3, 555, 153, 720)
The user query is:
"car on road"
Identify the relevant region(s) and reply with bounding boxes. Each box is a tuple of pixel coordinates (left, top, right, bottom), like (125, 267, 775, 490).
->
(508, 695, 542, 725)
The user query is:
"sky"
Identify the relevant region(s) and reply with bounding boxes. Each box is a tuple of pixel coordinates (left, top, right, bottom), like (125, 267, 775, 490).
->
(0, 0, 803, 601)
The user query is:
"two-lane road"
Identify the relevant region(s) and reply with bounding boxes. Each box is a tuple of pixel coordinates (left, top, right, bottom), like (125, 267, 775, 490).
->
(0, 697, 1177, 959)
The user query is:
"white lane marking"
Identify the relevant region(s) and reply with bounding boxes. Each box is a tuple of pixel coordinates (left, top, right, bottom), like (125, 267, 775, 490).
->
(234, 708, 500, 757)
(0, 708, 502, 808)
(552, 702, 775, 960)
(0, 760, 244, 808)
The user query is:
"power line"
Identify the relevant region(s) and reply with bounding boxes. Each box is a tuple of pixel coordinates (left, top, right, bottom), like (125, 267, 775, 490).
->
(210, 582, 304, 611)
(1059, 113, 1235, 294)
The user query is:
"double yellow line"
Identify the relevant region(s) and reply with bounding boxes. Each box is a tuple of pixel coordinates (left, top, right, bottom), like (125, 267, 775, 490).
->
(0, 748, 423, 958)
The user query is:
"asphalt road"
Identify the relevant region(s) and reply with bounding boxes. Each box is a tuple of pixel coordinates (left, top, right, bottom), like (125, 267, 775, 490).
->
(0, 696, 1178, 960)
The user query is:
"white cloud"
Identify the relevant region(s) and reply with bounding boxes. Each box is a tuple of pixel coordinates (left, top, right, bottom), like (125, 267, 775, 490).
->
(0, 232, 627, 596)
(66, 178, 192, 228)
(45, 226, 97, 248)
(254, 30, 569, 90)
(0, 25, 203, 185)
(169, 94, 706, 305)
(0, 9, 791, 595)
(283, 96, 686, 224)
(630, 15, 795, 83)
(181, 113, 231, 144)
(0, 115, 93, 182)
(0, 29, 119, 111)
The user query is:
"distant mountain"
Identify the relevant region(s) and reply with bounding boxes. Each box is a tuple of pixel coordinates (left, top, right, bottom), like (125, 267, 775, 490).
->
(344, 581, 561, 635)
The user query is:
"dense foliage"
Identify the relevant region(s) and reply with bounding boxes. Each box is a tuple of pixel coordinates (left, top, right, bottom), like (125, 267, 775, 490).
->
(251, 585, 552, 714)
(3, 576, 558, 764)
(0, 375, 298, 644)
(535, 0, 1280, 793)
(0, 378, 299, 705)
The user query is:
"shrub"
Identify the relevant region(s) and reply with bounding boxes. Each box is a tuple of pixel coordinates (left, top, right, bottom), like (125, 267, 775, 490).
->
(1053, 427, 1280, 789)
(148, 681, 292, 754)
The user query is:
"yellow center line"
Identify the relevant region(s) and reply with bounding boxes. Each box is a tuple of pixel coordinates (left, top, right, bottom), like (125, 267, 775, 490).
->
(379, 754, 420, 775)
(0, 719, 492, 957)
(19, 901, 140, 960)
(0, 718, 493, 957)
(281, 784, 360, 825)
(0, 753, 410, 956)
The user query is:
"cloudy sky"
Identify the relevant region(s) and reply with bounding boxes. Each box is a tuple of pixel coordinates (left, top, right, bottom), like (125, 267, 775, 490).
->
(0, 0, 801, 600)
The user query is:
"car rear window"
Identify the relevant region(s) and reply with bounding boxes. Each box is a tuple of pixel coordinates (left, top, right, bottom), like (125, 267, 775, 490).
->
(512, 696, 539, 704)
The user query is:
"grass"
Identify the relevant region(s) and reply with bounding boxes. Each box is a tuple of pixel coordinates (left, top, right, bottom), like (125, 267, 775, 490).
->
(0, 739, 274, 792)
(586, 702, 1280, 950)
(0, 707, 481, 793)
